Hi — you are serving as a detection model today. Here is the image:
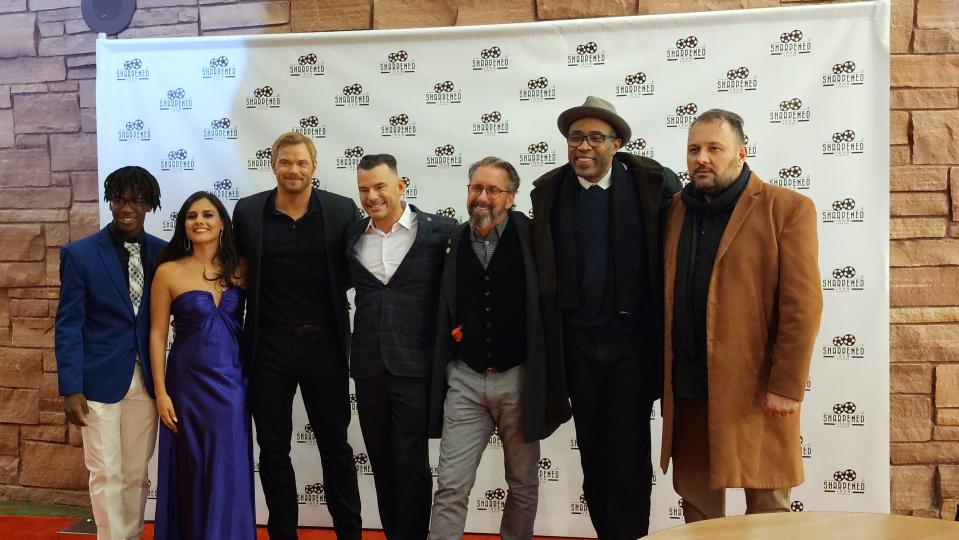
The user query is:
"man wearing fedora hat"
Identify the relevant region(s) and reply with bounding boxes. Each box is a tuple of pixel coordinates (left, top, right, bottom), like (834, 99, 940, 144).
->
(530, 96, 680, 538)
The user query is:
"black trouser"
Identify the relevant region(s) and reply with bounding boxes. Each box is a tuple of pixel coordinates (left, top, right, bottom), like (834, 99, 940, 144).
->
(253, 328, 362, 540)
(564, 325, 656, 540)
(354, 372, 432, 540)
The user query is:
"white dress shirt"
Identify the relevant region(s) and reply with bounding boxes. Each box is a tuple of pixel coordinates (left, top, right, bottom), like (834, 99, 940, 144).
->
(354, 201, 418, 284)
(577, 164, 614, 190)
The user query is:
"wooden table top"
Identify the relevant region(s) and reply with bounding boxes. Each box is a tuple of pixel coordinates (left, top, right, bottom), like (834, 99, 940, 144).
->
(646, 511, 959, 539)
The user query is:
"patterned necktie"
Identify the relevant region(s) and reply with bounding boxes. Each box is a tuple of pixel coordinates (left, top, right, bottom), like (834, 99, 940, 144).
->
(123, 242, 144, 316)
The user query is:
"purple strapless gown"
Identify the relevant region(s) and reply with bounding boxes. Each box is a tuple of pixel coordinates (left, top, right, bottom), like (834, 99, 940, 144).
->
(155, 288, 255, 540)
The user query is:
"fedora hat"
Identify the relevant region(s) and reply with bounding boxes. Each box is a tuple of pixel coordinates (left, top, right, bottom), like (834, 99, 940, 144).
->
(557, 96, 631, 144)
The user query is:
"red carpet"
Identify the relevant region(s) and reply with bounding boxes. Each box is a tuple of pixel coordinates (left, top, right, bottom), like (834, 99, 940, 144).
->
(0, 516, 580, 539)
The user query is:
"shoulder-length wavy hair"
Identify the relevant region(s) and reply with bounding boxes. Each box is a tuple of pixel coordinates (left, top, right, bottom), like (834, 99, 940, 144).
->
(155, 191, 241, 287)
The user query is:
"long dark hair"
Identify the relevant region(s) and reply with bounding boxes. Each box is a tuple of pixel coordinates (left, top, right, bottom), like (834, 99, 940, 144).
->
(155, 191, 241, 287)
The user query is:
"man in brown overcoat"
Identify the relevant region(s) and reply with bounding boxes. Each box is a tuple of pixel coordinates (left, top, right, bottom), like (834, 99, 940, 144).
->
(660, 109, 823, 522)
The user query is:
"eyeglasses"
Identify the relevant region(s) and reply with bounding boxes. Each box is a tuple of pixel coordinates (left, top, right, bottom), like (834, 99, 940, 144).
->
(567, 132, 618, 148)
(109, 197, 149, 210)
(467, 185, 515, 197)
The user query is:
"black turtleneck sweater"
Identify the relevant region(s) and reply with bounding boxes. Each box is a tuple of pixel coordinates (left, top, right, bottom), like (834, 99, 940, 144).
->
(672, 163, 750, 400)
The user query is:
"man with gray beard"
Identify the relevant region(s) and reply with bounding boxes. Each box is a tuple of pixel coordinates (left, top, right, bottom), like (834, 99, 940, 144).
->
(428, 157, 571, 540)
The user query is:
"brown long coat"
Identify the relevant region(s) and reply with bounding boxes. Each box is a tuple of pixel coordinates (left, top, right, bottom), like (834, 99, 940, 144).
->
(660, 173, 822, 490)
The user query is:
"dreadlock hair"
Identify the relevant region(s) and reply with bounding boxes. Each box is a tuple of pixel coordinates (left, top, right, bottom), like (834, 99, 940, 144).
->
(155, 191, 241, 288)
(102, 166, 162, 211)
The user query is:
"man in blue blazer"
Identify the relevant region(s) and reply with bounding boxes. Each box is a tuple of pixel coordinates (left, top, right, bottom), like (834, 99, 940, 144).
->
(55, 166, 165, 540)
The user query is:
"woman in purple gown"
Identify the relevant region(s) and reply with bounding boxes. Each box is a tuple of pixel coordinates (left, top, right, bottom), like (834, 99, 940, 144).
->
(149, 191, 255, 539)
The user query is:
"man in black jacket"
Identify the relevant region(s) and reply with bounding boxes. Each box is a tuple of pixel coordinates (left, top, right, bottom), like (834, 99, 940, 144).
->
(346, 154, 455, 540)
(530, 97, 681, 539)
(233, 132, 361, 540)
(428, 156, 571, 540)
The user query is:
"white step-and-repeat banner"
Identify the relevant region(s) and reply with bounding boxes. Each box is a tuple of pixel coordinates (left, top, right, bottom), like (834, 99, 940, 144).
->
(96, 0, 889, 535)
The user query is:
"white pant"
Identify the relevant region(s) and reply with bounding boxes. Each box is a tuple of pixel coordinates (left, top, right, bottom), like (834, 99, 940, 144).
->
(81, 363, 158, 540)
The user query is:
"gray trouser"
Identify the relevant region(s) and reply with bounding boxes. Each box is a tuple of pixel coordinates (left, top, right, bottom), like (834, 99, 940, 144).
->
(428, 360, 540, 540)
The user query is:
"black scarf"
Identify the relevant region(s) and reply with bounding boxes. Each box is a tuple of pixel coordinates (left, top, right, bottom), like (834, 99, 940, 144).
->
(672, 163, 750, 395)
(553, 157, 641, 317)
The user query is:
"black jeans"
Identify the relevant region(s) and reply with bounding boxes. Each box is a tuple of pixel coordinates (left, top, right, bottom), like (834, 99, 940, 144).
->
(564, 325, 656, 540)
(354, 373, 432, 540)
(253, 328, 361, 540)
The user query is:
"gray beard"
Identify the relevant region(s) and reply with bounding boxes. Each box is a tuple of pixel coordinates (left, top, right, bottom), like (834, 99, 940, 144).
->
(469, 211, 492, 230)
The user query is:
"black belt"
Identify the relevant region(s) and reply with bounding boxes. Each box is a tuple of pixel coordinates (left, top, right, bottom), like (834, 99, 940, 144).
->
(261, 321, 332, 337)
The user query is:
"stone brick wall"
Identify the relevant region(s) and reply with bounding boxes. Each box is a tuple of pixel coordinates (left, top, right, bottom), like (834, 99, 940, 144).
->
(0, 0, 955, 518)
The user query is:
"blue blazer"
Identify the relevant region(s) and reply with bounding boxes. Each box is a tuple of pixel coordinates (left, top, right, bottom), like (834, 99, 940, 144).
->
(55, 226, 166, 403)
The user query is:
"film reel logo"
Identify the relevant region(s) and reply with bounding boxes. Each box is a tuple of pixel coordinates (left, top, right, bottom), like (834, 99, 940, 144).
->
(162, 211, 178, 232)
(436, 207, 456, 220)
(247, 147, 272, 171)
(210, 178, 240, 201)
(667, 35, 706, 62)
(473, 110, 509, 135)
(770, 29, 811, 56)
(769, 96, 810, 124)
(291, 52, 324, 77)
(477, 487, 507, 512)
(570, 493, 589, 515)
(426, 144, 462, 168)
(401, 176, 417, 199)
(295, 423, 317, 444)
(616, 71, 655, 98)
(298, 482, 326, 505)
(824, 468, 865, 494)
(382, 113, 416, 138)
(336, 146, 365, 169)
(623, 137, 654, 158)
(118, 118, 150, 142)
(203, 117, 238, 141)
(519, 141, 556, 167)
(791, 500, 805, 512)
(823, 129, 864, 156)
(669, 498, 685, 520)
(824, 60, 864, 87)
(202, 55, 236, 79)
(334, 83, 371, 107)
(353, 452, 373, 475)
(381, 49, 415, 74)
(519, 76, 556, 102)
(294, 114, 327, 138)
(770, 165, 810, 191)
(386, 49, 409, 62)
(297, 53, 318, 66)
(568, 40, 605, 66)
(823, 197, 864, 224)
(160, 148, 194, 172)
(246, 85, 281, 109)
(823, 400, 866, 428)
(117, 57, 149, 80)
(824, 333, 865, 360)
(666, 103, 698, 129)
(717, 66, 756, 93)
(426, 80, 462, 104)
(537, 457, 560, 482)
(473, 45, 509, 71)
(159, 87, 192, 110)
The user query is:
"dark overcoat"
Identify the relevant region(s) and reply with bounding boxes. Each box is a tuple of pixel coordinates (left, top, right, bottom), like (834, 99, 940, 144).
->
(529, 152, 681, 400)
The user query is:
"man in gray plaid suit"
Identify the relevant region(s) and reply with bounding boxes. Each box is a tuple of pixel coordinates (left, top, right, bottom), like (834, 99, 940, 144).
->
(346, 154, 456, 540)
